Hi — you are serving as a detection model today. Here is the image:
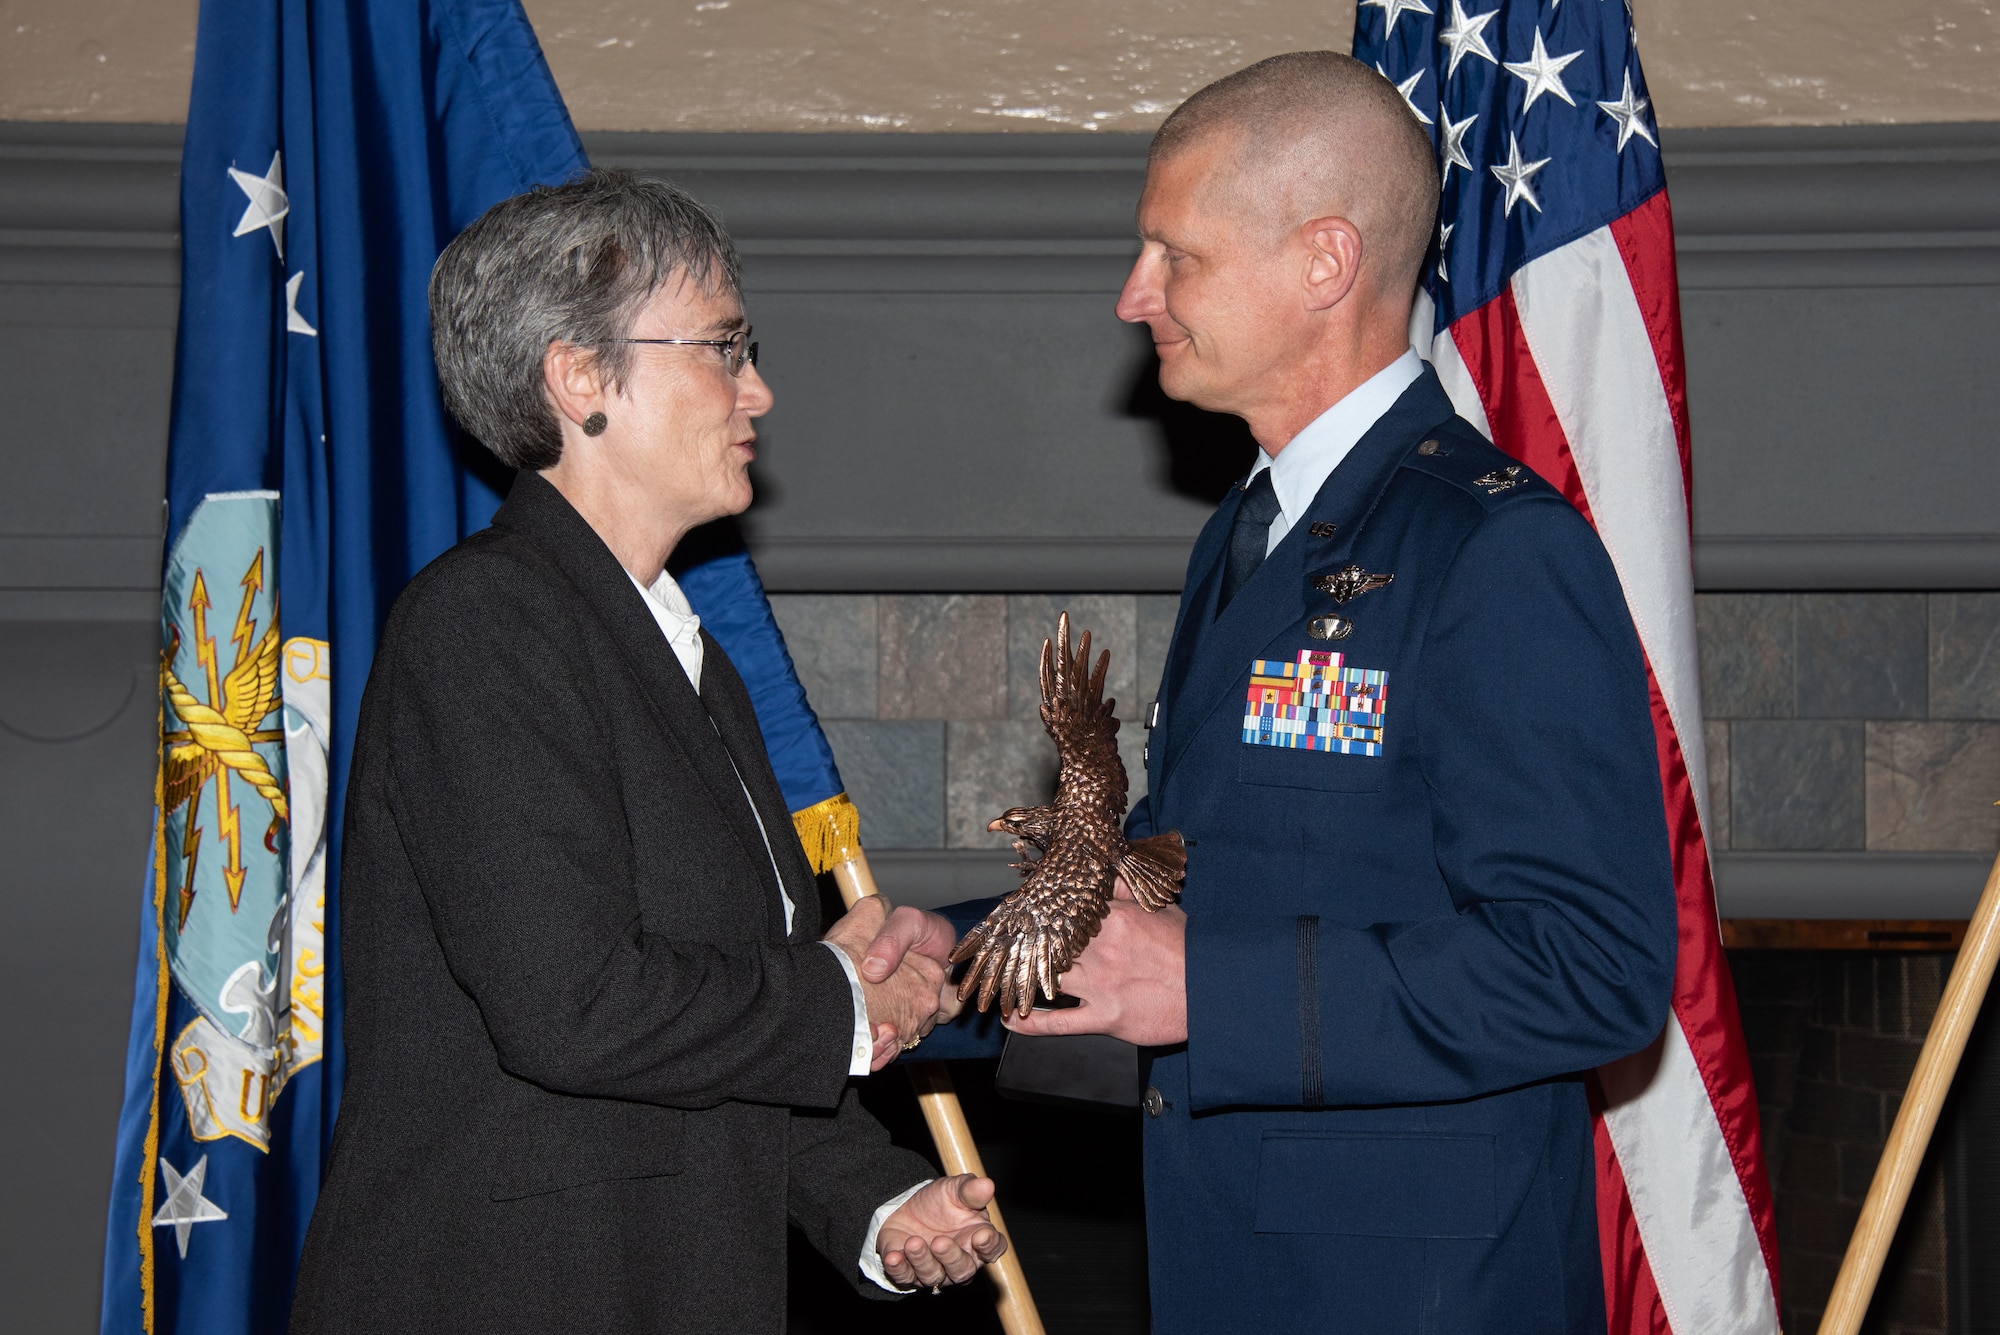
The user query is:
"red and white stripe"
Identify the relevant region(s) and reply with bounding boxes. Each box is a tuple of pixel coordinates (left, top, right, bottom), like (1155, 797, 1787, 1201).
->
(1414, 190, 1782, 1335)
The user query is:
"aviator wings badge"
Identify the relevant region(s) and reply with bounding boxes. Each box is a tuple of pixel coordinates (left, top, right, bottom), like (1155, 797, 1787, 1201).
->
(1313, 564, 1395, 604)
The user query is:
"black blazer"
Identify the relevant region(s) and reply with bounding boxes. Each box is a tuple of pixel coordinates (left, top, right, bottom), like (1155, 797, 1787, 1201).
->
(290, 471, 930, 1335)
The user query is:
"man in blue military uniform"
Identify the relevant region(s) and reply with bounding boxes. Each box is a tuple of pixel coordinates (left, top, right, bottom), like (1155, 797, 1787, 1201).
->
(1002, 53, 1679, 1331)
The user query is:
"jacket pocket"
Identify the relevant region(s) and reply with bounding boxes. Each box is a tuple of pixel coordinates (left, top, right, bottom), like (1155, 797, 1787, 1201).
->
(1237, 744, 1385, 794)
(1252, 1132, 1496, 1237)
(490, 1100, 686, 1201)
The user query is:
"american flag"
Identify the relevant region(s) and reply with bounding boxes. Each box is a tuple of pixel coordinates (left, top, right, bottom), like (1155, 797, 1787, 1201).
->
(1351, 2, 1781, 1331)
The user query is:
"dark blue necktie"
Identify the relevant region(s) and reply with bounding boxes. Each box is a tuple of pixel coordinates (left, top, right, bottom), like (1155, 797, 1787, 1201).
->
(1217, 469, 1282, 615)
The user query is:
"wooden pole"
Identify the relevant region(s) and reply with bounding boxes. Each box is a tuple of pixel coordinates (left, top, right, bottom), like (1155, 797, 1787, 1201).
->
(830, 851, 1047, 1335)
(1815, 844, 2000, 1335)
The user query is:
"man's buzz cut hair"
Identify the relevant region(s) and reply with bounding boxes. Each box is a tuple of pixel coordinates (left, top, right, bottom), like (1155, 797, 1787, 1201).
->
(1151, 51, 1441, 303)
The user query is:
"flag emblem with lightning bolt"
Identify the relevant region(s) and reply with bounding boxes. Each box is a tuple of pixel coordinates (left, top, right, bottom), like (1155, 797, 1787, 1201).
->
(156, 492, 327, 1152)
(161, 547, 288, 928)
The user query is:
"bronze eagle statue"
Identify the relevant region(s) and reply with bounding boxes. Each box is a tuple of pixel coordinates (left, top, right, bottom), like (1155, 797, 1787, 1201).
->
(950, 612, 1187, 1018)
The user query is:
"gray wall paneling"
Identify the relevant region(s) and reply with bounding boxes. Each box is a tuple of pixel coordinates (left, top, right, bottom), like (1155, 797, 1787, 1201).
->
(583, 125, 2000, 591)
(6, 123, 1998, 598)
(1, 123, 178, 1334)
(1672, 127, 2000, 587)
(2, 120, 1996, 1330)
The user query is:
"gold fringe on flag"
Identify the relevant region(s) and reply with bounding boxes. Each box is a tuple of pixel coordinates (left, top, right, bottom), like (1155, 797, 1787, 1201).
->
(791, 791, 862, 876)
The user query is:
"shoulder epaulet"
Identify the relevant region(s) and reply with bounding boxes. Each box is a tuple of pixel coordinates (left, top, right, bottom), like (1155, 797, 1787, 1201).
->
(1399, 420, 1555, 508)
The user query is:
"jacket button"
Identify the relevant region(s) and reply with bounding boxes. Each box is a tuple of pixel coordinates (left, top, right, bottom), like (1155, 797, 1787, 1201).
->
(1142, 1086, 1165, 1118)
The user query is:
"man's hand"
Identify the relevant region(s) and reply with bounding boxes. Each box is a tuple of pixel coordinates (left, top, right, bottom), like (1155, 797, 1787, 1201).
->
(858, 903, 958, 984)
(823, 897, 953, 1069)
(877, 1174, 1008, 1291)
(1004, 877, 1188, 1045)
(860, 901, 966, 1033)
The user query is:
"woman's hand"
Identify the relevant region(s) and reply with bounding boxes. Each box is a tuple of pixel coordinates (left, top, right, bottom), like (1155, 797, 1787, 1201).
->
(877, 1175, 1009, 1291)
(823, 898, 956, 1068)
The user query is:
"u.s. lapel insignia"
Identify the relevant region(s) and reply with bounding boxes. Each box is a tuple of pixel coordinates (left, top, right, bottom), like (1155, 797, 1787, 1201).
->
(1474, 464, 1523, 494)
(1312, 564, 1395, 604)
(1307, 521, 1338, 539)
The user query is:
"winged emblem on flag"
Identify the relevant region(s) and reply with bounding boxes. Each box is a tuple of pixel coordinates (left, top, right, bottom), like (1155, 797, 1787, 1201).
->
(161, 548, 288, 929)
(153, 493, 329, 1152)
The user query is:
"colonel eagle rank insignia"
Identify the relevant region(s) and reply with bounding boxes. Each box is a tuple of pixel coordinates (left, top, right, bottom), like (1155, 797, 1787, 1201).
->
(951, 612, 1188, 1018)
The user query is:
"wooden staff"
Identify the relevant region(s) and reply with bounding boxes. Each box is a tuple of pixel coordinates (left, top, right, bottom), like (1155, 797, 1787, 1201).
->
(823, 841, 1046, 1335)
(1816, 843, 2000, 1335)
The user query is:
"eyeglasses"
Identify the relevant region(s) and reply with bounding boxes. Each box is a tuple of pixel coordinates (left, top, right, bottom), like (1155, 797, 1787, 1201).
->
(603, 327, 759, 377)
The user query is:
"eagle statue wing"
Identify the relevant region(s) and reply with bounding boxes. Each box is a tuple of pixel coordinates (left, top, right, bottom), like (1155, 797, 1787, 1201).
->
(1038, 614, 1127, 816)
(951, 612, 1184, 1018)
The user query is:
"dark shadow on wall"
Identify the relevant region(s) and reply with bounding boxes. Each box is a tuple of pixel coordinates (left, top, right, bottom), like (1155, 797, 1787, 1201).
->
(1118, 330, 1257, 508)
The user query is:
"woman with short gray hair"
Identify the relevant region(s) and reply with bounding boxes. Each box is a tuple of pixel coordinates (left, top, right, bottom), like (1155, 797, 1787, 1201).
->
(290, 169, 1006, 1335)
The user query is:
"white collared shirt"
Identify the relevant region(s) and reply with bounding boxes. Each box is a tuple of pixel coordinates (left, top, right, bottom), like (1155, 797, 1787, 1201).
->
(625, 569, 874, 1077)
(1249, 347, 1425, 554)
(630, 565, 707, 690)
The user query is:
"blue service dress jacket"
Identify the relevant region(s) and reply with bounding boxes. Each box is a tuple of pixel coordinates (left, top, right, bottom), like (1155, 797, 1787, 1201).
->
(1043, 365, 1677, 1333)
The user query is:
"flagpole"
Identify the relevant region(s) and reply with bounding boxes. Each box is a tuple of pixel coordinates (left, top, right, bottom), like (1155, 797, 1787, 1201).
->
(829, 849, 1047, 1335)
(1815, 841, 2000, 1335)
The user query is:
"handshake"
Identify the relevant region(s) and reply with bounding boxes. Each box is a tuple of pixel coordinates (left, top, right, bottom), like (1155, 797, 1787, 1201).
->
(822, 878, 1192, 1069)
(822, 897, 966, 1071)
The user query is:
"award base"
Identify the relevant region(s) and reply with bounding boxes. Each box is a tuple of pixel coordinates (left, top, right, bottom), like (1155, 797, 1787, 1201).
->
(994, 1032, 1143, 1110)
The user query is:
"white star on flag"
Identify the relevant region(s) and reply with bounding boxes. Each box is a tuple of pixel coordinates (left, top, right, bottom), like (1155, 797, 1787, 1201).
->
(152, 1154, 228, 1260)
(1437, 0, 1501, 77)
(1597, 70, 1658, 151)
(1503, 28, 1586, 112)
(1361, 0, 1433, 39)
(1490, 132, 1552, 216)
(1377, 64, 1434, 127)
(1437, 221, 1455, 281)
(228, 151, 290, 260)
(286, 272, 319, 336)
(1439, 110, 1479, 183)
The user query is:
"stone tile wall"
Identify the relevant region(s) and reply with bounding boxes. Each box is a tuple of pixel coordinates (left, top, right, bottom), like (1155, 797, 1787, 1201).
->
(768, 595, 1180, 851)
(1700, 594, 2000, 854)
(771, 591, 2000, 855)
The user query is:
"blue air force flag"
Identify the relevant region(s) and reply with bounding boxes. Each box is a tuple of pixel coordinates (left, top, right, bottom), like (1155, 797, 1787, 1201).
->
(107, 3, 881, 1326)
(103, 2, 585, 1330)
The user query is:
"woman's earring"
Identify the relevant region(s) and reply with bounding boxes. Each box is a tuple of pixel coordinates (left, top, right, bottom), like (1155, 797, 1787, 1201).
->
(582, 411, 607, 437)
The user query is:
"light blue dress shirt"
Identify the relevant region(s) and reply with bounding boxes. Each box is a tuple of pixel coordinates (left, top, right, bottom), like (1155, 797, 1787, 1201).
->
(1248, 347, 1426, 555)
